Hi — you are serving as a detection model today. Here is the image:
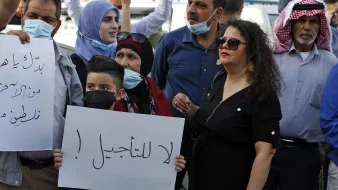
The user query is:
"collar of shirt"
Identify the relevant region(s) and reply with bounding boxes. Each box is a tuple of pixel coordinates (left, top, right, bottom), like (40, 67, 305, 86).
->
(288, 42, 319, 63)
(182, 25, 219, 51)
(53, 41, 76, 68)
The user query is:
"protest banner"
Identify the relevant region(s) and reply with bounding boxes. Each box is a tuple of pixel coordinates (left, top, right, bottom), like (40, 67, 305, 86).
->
(0, 35, 55, 151)
(59, 106, 185, 190)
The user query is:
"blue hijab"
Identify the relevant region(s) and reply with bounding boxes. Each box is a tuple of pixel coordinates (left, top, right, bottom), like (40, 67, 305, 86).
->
(75, 0, 120, 61)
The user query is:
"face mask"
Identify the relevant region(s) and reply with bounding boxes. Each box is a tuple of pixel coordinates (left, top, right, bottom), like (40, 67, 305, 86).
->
(82, 90, 116, 110)
(79, 31, 116, 51)
(22, 19, 55, 39)
(186, 10, 216, 35)
(92, 40, 115, 51)
(123, 69, 143, 89)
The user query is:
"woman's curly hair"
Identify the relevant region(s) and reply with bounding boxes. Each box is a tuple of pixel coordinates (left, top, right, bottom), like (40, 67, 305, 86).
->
(223, 19, 281, 100)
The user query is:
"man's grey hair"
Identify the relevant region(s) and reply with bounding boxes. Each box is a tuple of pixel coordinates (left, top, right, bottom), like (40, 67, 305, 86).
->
(24, 0, 61, 21)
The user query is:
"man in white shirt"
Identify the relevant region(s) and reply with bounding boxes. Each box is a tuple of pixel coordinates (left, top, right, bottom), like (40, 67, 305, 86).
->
(64, 0, 172, 37)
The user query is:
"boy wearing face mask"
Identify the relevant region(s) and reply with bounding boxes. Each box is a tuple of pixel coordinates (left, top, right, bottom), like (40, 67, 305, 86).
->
(82, 55, 126, 110)
(54, 55, 187, 183)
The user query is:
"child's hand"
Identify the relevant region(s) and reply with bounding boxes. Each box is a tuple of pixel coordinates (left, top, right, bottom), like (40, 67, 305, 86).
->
(54, 149, 63, 170)
(175, 155, 186, 172)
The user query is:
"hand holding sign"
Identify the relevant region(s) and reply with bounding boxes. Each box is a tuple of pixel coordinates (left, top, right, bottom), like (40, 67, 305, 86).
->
(6, 30, 30, 44)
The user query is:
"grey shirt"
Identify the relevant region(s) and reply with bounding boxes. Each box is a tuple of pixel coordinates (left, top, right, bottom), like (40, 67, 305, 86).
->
(274, 44, 337, 142)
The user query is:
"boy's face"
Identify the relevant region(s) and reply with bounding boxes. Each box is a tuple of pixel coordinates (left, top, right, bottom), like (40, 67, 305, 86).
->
(86, 73, 118, 93)
(86, 72, 124, 110)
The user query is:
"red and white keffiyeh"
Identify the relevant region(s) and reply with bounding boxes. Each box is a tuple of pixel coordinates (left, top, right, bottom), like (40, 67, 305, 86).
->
(273, 0, 331, 53)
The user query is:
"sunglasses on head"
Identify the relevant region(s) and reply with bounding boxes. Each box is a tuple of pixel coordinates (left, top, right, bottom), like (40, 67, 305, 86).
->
(117, 32, 148, 43)
(217, 37, 246, 50)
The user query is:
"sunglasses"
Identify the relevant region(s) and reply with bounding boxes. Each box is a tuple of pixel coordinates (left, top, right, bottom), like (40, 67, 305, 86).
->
(217, 37, 246, 50)
(117, 32, 153, 51)
(117, 32, 148, 43)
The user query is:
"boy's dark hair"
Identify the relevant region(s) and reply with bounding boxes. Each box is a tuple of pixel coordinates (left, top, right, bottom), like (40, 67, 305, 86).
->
(87, 55, 125, 90)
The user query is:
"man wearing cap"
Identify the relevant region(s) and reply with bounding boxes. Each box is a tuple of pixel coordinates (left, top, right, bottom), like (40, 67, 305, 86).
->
(264, 0, 337, 189)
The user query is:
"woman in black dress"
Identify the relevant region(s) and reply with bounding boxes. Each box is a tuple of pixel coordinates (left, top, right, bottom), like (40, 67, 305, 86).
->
(173, 19, 282, 190)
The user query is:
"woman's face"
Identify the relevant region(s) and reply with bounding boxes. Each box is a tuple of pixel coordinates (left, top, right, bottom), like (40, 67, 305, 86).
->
(115, 48, 142, 73)
(219, 26, 247, 67)
(99, 10, 118, 44)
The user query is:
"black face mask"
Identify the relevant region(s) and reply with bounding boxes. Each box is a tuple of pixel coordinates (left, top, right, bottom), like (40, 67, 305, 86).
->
(82, 90, 116, 110)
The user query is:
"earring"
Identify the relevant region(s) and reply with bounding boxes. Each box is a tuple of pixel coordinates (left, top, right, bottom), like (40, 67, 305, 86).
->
(216, 59, 221, 65)
(248, 62, 254, 72)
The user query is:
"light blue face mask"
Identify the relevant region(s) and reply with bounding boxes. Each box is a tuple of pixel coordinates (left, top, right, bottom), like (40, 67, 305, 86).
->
(22, 19, 55, 39)
(123, 69, 143, 89)
(91, 40, 114, 51)
(79, 31, 116, 51)
(186, 10, 216, 35)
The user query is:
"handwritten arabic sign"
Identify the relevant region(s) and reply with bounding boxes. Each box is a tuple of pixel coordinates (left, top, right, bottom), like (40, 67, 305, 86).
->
(0, 35, 55, 151)
(58, 106, 185, 190)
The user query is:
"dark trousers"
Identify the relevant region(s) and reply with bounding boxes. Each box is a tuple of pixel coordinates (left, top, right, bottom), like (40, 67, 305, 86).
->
(174, 124, 195, 190)
(264, 145, 321, 190)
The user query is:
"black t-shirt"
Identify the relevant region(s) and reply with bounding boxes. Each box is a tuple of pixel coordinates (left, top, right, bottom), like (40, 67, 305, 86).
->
(190, 71, 282, 190)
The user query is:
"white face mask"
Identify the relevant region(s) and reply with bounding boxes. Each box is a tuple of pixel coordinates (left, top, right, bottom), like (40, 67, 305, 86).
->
(186, 9, 217, 35)
(22, 19, 55, 39)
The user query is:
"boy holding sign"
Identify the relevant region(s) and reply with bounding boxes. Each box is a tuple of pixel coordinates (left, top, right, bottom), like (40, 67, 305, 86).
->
(54, 55, 186, 183)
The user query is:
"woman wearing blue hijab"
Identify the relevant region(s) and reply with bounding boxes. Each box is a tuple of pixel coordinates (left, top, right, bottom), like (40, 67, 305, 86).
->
(71, 0, 125, 93)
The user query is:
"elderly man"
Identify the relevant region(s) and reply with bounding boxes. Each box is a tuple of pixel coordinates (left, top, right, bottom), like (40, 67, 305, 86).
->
(263, 1, 338, 190)
(64, 0, 172, 38)
(0, 0, 83, 189)
(0, 0, 21, 31)
(280, 0, 338, 59)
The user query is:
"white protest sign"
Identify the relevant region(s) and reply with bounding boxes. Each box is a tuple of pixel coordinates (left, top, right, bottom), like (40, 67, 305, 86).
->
(59, 106, 185, 190)
(0, 35, 55, 151)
